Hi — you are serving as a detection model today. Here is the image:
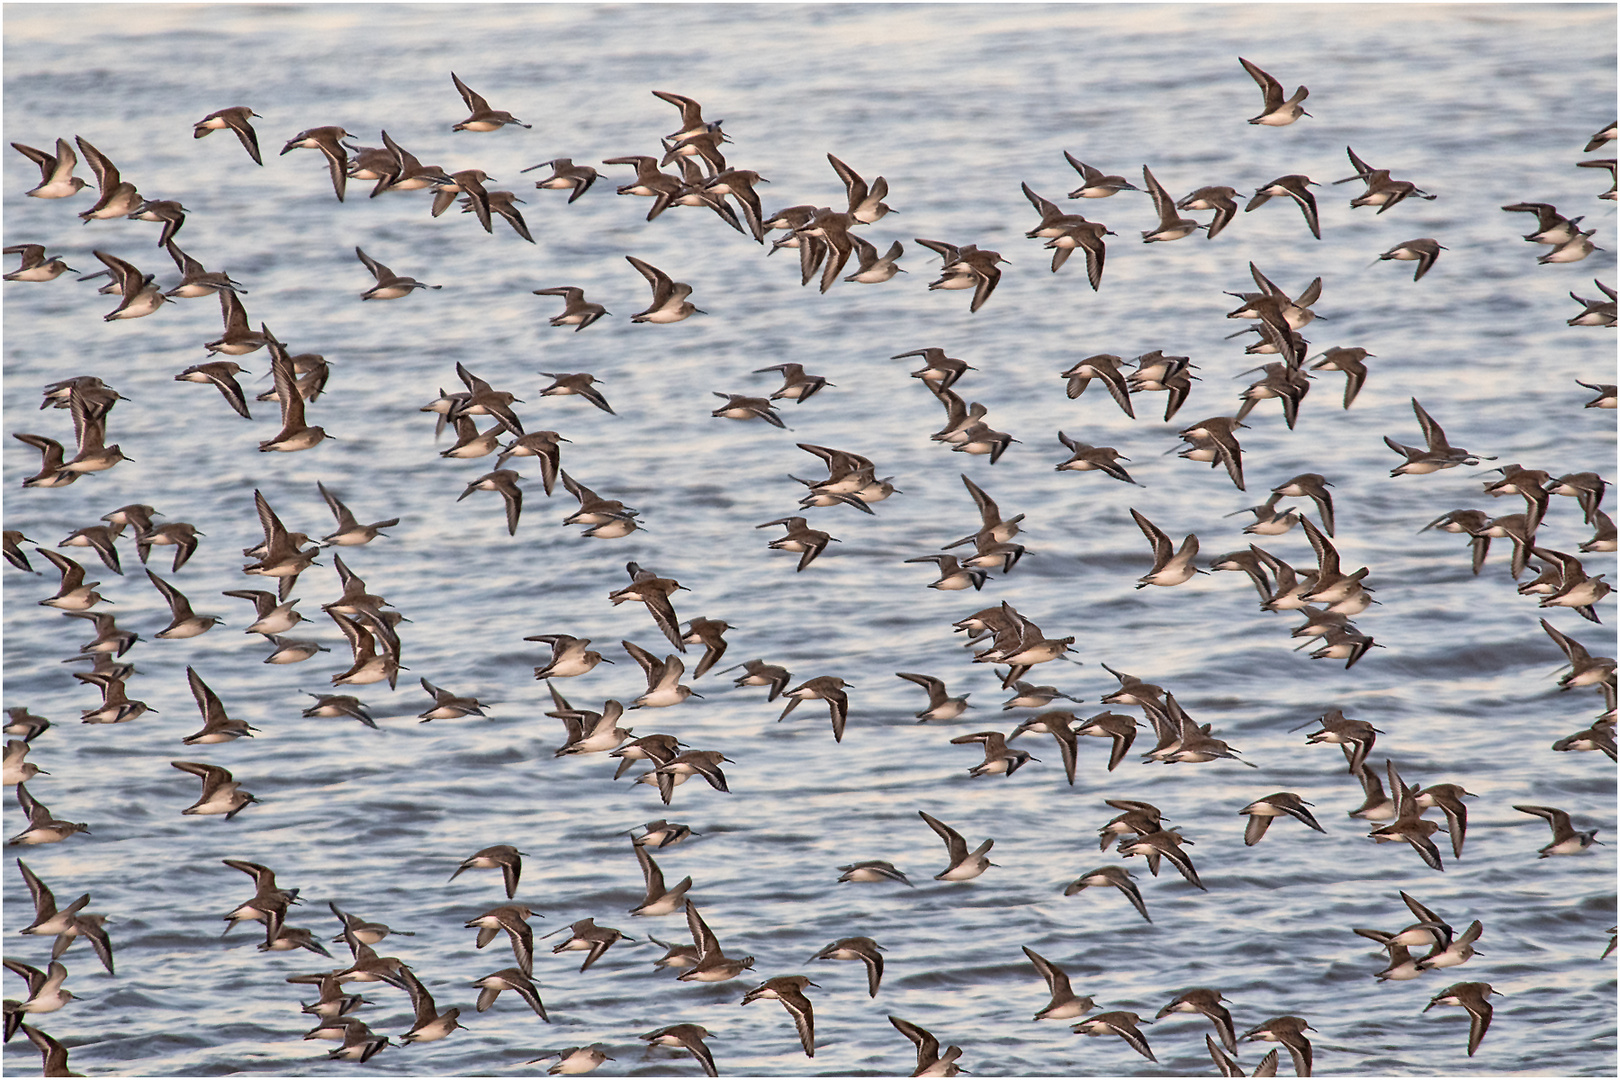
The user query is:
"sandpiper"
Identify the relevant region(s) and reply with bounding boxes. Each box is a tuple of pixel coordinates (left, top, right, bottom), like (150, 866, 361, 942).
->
(1240, 58, 1309, 125)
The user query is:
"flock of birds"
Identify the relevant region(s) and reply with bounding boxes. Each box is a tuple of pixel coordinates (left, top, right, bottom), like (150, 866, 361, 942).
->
(2, 52, 1616, 1079)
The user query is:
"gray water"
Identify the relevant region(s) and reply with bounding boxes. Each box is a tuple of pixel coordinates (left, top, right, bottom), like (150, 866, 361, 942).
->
(3, 4, 1616, 1076)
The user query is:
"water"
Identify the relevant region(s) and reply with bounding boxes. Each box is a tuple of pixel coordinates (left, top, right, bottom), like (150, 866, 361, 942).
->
(3, 3, 1615, 1076)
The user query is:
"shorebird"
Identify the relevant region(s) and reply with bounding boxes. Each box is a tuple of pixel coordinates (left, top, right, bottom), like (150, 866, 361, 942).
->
(1423, 982, 1498, 1057)
(626, 255, 702, 322)
(1513, 804, 1602, 855)
(11, 137, 86, 198)
(779, 676, 852, 741)
(1239, 57, 1310, 125)
(355, 246, 439, 299)
(742, 976, 817, 1057)
(451, 72, 530, 130)
(1238, 792, 1325, 844)
(1385, 398, 1493, 474)
(676, 901, 753, 982)
(1132, 509, 1203, 588)
(3, 244, 76, 281)
(532, 286, 608, 330)
(75, 137, 142, 219)
(1141, 165, 1203, 242)
(194, 106, 263, 163)
(279, 126, 351, 201)
(1246, 175, 1321, 239)
(1157, 990, 1237, 1054)
(889, 1016, 966, 1077)
(471, 968, 547, 1020)
(171, 761, 257, 818)
(918, 811, 994, 881)
(1335, 146, 1435, 211)
(465, 904, 536, 975)
(1241, 1016, 1315, 1077)
(523, 157, 599, 202)
(810, 937, 885, 998)
(1377, 238, 1447, 281)
(1073, 1012, 1156, 1062)
(449, 844, 524, 898)
(640, 1024, 718, 1077)
(1021, 946, 1094, 1020)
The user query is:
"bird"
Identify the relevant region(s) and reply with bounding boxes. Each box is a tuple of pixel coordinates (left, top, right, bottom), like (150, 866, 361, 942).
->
(631, 841, 693, 916)
(1157, 989, 1237, 1054)
(2, 958, 74, 1029)
(547, 919, 628, 977)
(417, 678, 486, 721)
(457, 470, 523, 536)
(1513, 804, 1602, 855)
(1131, 509, 1203, 588)
(450, 72, 530, 130)
(471, 967, 548, 1020)
(1370, 761, 1446, 870)
(610, 563, 689, 652)
(522, 158, 599, 202)
(193, 106, 263, 163)
(677, 901, 753, 982)
(1386, 398, 1495, 475)
(719, 659, 791, 703)
(1242, 1016, 1315, 1077)
(810, 937, 884, 997)
(837, 861, 912, 886)
(397, 969, 463, 1044)
(170, 759, 256, 821)
(640, 1024, 718, 1077)
(758, 517, 835, 571)
(1246, 175, 1321, 239)
(532, 286, 608, 331)
(950, 730, 1037, 777)
(742, 976, 817, 1057)
(527, 1046, 613, 1075)
(640, 747, 731, 805)
(279, 126, 351, 201)
(828, 153, 893, 222)
(4, 244, 77, 281)
(1058, 353, 1135, 416)
(889, 1016, 966, 1077)
(1177, 185, 1240, 239)
(17, 1023, 76, 1076)
(778, 676, 852, 742)
(1238, 792, 1326, 844)
(917, 237, 1005, 312)
(1239, 57, 1310, 125)
(1424, 982, 1498, 1057)
(355, 246, 440, 299)
(465, 904, 536, 975)
(75, 137, 141, 219)
(1141, 165, 1203, 242)
(1073, 1011, 1156, 1062)
(1378, 238, 1447, 281)
(449, 845, 523, 898)
(1065, 153, 1139, 198)
(918, 810, 994, 881)
(144, 570, 220, 639)
(87, 250, 169, 320)
(181, 667, 257, 744)
(896, 673, 971, 722)
(1021, 946, 1094, 1020)
(1334, 146, 1435, 211)
(11, 137, 86, 199)
(626, 255, 703, 322)
(1177, 416, 1247, 490)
